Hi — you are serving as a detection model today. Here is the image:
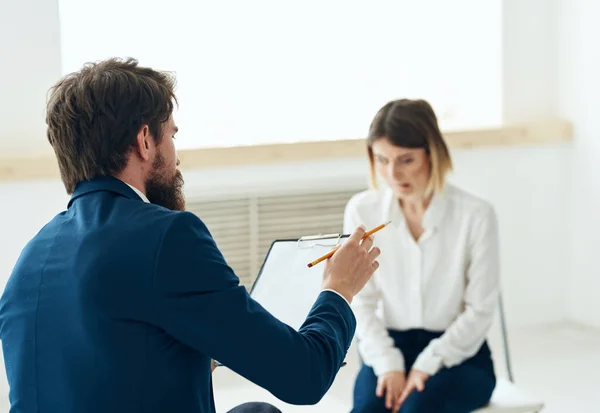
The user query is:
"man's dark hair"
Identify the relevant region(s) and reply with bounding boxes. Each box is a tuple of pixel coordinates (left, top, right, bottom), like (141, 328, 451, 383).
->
(46, 57, 177, 193)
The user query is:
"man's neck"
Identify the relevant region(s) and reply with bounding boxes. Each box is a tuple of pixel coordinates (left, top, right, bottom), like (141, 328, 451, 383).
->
(114, 173, 150, 203)
(124, 182, 150, 203)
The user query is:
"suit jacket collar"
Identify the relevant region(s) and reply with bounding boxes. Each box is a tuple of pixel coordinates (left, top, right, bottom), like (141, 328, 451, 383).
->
(68, 176, 146, 208)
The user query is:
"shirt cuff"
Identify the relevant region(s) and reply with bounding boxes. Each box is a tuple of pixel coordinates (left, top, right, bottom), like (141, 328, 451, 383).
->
(412, 349, 444, 376)
(321, 289, 351, 307)
(357, 341, 406, 376)
(370, 354, 406, 377)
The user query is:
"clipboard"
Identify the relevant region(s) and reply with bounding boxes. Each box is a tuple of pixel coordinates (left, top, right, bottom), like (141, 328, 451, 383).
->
(248, 233, 350, 331)
(214, 232, 350, 369)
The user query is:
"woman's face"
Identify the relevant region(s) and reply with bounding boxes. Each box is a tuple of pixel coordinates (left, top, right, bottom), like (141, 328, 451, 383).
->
(371, 137, 431, 201)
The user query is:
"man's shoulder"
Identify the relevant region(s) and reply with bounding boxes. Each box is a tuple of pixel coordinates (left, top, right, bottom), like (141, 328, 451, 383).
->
(155, 209, 207, 234)
(122, 202, 206, 234)
(132, 207, 215, 254)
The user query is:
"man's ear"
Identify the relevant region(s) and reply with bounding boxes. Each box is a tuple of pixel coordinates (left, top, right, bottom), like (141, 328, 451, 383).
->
(134, 125, 152, 161)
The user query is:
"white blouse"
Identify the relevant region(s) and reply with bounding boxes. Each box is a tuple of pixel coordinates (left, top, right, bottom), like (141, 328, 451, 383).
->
(344, 183, 500, 377)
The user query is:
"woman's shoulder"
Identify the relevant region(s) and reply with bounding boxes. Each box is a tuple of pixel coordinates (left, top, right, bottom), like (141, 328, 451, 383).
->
(444, 184, 497, 220)
(346, 188, 389, 211)
(344, 188, 391, 223)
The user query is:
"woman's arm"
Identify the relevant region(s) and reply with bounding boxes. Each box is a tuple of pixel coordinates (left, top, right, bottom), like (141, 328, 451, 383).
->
(344, 199, 405, 376)
(412, 204, 500, 376)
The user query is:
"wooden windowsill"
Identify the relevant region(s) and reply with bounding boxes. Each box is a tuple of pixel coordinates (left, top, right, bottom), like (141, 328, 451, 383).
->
(0, 118, 572, 182)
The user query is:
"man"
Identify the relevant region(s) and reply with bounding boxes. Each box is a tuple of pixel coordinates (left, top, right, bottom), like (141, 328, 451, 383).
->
(0, 58, 381, 413)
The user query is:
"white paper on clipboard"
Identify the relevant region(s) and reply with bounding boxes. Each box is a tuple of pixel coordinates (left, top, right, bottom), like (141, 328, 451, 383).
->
(249, 233, 349, 331)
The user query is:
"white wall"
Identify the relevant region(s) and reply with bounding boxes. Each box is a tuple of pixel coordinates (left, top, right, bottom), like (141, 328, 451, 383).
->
(502, 0, 558, 121)
(57, 0, 503, 150)
(0, 180, 69, 280)
(498, 0, 569, 325)
(0, 0, 61, 157)
(556, 0, 600, 329)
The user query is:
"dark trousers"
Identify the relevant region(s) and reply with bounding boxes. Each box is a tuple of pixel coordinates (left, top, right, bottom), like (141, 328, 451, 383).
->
(351, 329, 496, 413)
(226, 402, 282, 413)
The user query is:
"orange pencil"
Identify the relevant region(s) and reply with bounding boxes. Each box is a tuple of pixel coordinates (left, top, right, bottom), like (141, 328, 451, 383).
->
(307, 221, 391, 268)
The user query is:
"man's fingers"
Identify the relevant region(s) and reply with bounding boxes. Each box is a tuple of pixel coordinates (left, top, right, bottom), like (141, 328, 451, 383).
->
(416, 377, 425, 392)
(368, 246, 381, 261)
(370, 260, 380, 274)
(348, 225, 366, 244)
(361, 235, 374, 251)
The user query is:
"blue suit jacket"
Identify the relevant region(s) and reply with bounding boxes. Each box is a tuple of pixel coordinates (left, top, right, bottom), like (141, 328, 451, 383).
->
(0, 177, 356, 413)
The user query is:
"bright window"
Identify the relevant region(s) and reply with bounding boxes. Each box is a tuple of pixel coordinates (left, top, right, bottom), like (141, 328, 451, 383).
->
(58, 0, 502, 150)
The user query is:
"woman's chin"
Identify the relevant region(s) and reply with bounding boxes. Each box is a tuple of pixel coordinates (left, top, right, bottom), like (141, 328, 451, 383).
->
(392, 185, 413, 197)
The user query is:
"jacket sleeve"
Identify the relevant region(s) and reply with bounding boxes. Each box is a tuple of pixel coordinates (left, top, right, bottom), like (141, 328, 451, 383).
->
(412, 204, 500, 375)
(344, 200, 405, 376)
(148, 211, 356, 405)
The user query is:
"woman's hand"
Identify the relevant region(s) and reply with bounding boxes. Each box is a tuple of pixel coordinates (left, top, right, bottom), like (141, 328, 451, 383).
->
(397, 369, 430, 407)
(376, 371, 406, 412)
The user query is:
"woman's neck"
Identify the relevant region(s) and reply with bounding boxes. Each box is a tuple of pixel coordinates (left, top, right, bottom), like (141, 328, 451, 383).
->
(399, 194, 432, 221)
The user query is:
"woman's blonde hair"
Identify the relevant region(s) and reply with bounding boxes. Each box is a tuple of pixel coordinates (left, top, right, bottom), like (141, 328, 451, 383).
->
(367, 99, 453, 196)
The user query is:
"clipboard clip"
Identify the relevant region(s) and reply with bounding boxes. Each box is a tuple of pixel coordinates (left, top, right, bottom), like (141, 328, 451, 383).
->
(297, 233, 342, 249)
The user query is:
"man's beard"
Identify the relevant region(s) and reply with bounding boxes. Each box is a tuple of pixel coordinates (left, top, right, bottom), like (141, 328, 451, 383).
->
(145, 152, 186, 211)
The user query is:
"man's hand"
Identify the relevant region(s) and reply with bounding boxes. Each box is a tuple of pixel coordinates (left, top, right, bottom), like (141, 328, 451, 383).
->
(322, 225, 381, 303)
(375, 371, 406, 412)
(396, 369, 429, 409)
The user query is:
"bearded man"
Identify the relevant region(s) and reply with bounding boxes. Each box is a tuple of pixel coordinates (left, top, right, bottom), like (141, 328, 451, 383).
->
(0, 58, 381, 413)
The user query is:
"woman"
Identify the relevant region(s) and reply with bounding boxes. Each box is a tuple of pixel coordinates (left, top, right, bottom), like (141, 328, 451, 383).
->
(346, 99, 498, 413)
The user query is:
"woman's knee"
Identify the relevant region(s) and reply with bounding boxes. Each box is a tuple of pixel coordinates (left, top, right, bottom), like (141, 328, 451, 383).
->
(398, 389, 443, 413)
(399, 366, 495, 413)
(465, 372, 495, 409)
(351, 365, 388, 413)
(351, 395, 388, 413)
